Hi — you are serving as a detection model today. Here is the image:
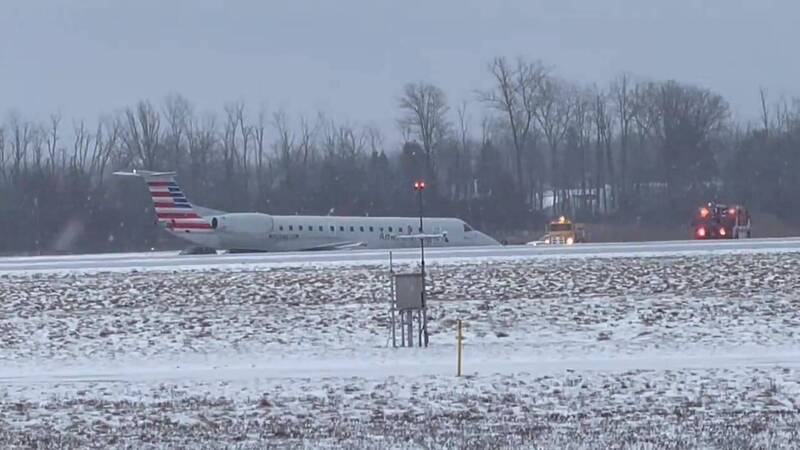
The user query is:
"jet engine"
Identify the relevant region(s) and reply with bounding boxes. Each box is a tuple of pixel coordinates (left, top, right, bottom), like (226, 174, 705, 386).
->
(209, 213, 274, 234)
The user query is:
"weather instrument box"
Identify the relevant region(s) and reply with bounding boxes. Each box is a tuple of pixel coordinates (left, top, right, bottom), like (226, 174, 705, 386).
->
(394, 272, 424, 311)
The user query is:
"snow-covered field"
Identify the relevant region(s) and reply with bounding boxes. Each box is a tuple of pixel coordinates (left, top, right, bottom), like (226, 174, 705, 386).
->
(2, 252, 800, 448)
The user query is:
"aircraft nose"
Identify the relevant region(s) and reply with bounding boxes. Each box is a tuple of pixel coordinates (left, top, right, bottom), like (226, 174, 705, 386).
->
(481, 232, 500, 245)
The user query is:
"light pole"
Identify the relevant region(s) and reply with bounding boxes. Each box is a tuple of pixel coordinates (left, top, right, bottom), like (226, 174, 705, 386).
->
(413, 180, 428, 347)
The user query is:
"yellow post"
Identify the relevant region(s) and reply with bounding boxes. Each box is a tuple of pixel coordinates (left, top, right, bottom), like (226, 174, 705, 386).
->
(456, 319, 463, 377)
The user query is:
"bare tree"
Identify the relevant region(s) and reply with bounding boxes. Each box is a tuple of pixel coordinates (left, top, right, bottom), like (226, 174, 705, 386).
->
(253, 109, 268, 176)
(120, 101, 161, 169)
(568, 88, 594, 212)
(318, 114, 365, 161)
(774, 95, 794, 134)
(91, 117, 121, 187)
(335, 123, 366, 160)
(319, 114, 337, 159)
(399, 122, 414, 144)
(231, 102, 253, 197)
(272, 109, 295, 187)
(653, 81, 729, 201)
(365, 125, 384, 156)
(31, 125, 45, 173)
(759, 86, 770, 137)
(186, 112, 218, 197)
(480, 57, 547, 191)
(297, 114, 317, 169)
(252, 107, 269, 209)
(72, 120, 92, 171)
(535, 76, 574, 213)
(163, 94, 192, 170)
(612, 73, 635, 206)
(481, 57, 519, 183)
(222, 102, 245, 197)
(592, 90, 614, 213)
(8, 113, 33, 185)
(398, 81, 450, 175)
(630, 81, 660, 198)
(46, 114, 61, 175)
(455, 101, 471, 199)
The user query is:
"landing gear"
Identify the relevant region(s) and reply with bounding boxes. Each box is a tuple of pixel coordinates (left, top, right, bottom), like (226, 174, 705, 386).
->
(179, 246, 217, 255)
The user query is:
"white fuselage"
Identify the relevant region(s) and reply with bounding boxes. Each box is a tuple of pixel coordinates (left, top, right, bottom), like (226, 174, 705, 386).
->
(167, 212, 499, 252)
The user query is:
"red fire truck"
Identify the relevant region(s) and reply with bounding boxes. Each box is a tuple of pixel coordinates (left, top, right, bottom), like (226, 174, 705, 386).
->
(692, 203, 751, 239)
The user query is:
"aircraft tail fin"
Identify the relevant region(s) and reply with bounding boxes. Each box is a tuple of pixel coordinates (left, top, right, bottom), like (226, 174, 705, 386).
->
(113, 170, 213, 232)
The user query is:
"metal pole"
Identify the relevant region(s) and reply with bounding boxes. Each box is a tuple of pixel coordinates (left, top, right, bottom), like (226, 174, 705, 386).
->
(400, 308, 405, 347)
(418, 189, 428, 347)
(391, 306, 396, 348)
(456, 319, 463, 376)
(389, 251, 396, 348)
(418, 189, 424, 233)
(418, 188, 425, 284)
(417, 310, 422, 347)
(407, 310, 413, 347)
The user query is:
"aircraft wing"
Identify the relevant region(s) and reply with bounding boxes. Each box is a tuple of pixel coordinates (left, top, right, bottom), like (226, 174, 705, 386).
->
(300, 241, 368, 251)
(392, 233, 448, 241)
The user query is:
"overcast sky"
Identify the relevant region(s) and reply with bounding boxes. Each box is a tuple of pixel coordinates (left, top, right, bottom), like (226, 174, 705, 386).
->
(1, 0, 796, 143)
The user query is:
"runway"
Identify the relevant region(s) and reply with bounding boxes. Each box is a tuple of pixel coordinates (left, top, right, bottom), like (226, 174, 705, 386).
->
(2, 237, 800, 273)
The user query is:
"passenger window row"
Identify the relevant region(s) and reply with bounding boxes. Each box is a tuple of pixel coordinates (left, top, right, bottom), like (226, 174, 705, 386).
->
(277, 224, 417, 233)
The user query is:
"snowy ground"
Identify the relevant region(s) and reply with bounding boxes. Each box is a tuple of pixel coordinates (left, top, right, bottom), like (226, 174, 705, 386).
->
(2, 252, 800, 448)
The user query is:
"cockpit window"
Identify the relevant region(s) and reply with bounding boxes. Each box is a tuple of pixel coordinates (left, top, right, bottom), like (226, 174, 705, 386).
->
(463, 223, 473, 232)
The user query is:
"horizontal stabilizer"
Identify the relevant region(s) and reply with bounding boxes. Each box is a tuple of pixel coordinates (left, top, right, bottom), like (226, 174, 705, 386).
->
(113, 170, 177, 178)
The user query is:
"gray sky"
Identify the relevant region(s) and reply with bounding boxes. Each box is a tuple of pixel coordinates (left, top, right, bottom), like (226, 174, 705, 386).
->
(1, 0, 796, 143)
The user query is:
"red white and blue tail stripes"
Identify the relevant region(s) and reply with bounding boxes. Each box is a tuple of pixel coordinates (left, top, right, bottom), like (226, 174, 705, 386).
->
(146, 179, 213, 232)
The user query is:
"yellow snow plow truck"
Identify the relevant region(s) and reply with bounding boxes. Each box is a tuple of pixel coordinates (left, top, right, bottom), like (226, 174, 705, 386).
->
(532, 216, 587, 245)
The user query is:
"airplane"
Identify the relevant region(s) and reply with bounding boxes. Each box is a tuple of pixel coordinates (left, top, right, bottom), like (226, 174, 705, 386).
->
(114, 169, 500, 253)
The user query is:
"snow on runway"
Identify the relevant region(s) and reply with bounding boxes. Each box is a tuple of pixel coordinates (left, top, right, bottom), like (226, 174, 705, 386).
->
(3, 236, 800, 273)
(4, 346, 800, 387)
(2, 244, 800, 448)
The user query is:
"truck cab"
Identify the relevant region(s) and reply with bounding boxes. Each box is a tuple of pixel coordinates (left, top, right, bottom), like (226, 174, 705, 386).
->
(693, 203, 751, 239)
(541, 216, 587, 245)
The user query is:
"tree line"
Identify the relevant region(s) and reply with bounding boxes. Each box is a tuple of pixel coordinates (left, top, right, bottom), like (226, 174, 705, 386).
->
(1, 56, 799, 254)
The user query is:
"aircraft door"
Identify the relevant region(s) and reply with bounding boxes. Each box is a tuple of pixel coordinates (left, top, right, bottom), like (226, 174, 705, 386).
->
(264, 215, 275, 233)
(263, 215, 275, 243)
